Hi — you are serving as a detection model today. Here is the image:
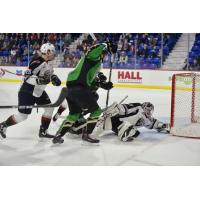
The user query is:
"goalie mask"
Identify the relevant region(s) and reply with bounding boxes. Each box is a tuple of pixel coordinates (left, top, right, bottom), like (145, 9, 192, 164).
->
(142, 102, 154, 117)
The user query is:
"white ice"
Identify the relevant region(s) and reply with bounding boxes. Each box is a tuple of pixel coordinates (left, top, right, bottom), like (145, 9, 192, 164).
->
(0, 82, 200, 166)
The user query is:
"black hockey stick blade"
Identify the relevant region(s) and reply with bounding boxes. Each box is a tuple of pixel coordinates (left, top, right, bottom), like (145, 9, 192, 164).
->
(37, 87, 68, 108)
(0, 87, 68, 109)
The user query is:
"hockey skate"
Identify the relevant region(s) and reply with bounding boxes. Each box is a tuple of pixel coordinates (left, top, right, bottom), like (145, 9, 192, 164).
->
(39, 126, 54, 141)
(0, 122, 7, 139)
(82, 132, 100, 145)
(52, 135, 64, 144)
(52, 122, 73, 144)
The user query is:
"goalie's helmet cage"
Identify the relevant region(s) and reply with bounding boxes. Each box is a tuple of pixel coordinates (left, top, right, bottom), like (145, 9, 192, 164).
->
(170, 73, 200, 138)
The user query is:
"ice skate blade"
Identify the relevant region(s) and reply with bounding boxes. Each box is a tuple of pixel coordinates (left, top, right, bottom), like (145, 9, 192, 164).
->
(38, 137, 52, 142)
(66, 133, 80, 139)
(81, 140, 100, 146)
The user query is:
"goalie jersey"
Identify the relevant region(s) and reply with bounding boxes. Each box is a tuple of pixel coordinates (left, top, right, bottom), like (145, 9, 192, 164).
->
(102, 102, 166, 134)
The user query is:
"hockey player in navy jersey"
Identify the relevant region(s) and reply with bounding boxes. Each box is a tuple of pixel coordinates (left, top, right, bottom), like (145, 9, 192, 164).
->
(0, 43, 61, 140)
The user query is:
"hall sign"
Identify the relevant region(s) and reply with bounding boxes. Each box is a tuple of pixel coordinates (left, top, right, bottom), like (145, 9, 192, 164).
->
(117, 71, 142, 83)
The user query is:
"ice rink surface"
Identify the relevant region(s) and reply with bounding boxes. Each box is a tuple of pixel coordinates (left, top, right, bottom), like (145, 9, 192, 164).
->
(0, 82, 200, 166)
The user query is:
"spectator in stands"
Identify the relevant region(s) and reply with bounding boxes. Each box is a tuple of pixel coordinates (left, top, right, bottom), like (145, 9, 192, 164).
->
(16, 58, 22, 66)
(137, 43, 149, 58)
(190, 59, 200, 70)
(117, 39, 123, 51)
(118, 51, 128, 65)
(143, 44, 149, 58)
(64, 34, 72, 44)
(148, 35, 157, 46)
(150, 46, 158, 58)
(123, 39, 129, 51)
(128, 44, 135, 57)
(10, 46, 17, 64)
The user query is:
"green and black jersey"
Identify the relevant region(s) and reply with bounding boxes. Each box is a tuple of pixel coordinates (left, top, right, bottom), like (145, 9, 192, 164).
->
(67, 43, 107, 89)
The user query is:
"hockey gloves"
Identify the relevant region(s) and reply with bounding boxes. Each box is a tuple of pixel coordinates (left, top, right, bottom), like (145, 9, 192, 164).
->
(51, 74, 61, 86)
(36, 70, 52, 85)
(97, 72, 107, 82)
(156, 123, 170, 133)
(99, 81, 113, 90)
(36, 76, 50, 85)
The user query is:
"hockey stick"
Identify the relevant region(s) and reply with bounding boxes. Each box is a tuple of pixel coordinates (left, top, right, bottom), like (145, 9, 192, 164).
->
(0, 87, 68, 109)
(103, 51, 114, 129)
(105, 57, 113, 108)
(0, 68, 5, 77)
(102, 95, 128, 112)
(89, 33, 97, 42)
(2, 68, 24, 76)
(1, 68, 37, 78)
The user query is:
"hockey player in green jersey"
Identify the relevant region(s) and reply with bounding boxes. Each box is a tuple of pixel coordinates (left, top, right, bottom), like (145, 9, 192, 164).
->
(52, 41, 117, 144)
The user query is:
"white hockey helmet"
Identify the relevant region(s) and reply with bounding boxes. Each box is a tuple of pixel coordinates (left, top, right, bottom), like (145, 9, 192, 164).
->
(40, 43, 55, 54)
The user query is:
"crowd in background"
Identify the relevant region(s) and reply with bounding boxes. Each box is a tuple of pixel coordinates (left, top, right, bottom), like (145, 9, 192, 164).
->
(1, 33, 200, 70)
(0, 33, 80, 66)
(59, 33, 180, 69)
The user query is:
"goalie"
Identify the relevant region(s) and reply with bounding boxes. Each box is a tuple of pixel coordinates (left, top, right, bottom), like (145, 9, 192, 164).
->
(95, 102, 169, 142)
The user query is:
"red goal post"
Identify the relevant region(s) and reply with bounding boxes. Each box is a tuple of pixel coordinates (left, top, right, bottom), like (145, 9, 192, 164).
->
(170, 73, 200, 138)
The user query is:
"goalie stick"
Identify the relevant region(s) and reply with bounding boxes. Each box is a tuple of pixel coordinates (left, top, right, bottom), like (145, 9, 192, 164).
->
(102, 95, 128, 112)
(89, 33, 97, 42)
(0, 87, 68, 109)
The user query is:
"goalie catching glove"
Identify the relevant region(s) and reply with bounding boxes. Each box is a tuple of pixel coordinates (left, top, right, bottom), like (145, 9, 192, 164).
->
(152, 121, 170, 133)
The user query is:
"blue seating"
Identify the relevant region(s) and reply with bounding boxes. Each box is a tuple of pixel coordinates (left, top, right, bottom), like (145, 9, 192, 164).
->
(3, 50, 9, 56)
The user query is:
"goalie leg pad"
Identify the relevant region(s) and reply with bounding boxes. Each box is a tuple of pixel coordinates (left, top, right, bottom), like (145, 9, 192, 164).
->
(104, 102, 126, 117)
(118, 121, 137, 142)
(95, 116, 112, 134)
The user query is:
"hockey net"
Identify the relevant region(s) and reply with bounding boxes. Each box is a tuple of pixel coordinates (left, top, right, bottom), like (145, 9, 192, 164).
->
(170, 73, 200, 138)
